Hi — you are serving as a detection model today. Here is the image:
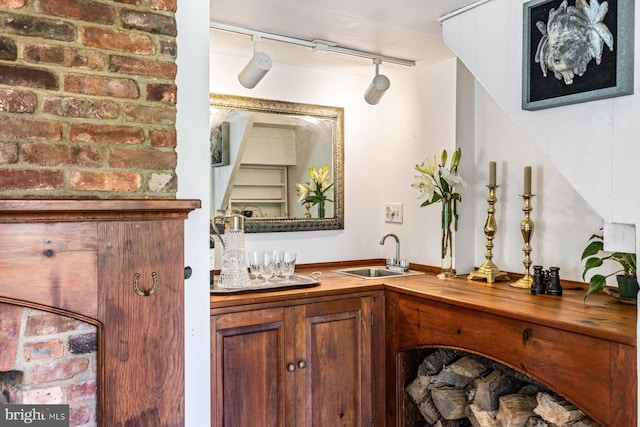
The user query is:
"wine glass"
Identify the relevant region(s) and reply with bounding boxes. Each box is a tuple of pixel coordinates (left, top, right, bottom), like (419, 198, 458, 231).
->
(282, 252, 297, 282)
(247, 251, 263, 282)
(271, 250, 284, 281)
(260, 251, 275, 282)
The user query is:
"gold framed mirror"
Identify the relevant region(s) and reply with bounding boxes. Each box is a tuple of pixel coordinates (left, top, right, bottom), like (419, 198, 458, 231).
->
(210, 94, 344, 233)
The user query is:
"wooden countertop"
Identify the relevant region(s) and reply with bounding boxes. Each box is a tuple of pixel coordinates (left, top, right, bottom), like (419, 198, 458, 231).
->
(210, 263, 637, 347)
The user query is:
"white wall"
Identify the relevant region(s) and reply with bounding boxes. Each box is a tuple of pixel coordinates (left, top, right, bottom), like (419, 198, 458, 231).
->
(210, 41, 602, 282)
(176, 1, 211, 425)
(441, 0, 639, 243)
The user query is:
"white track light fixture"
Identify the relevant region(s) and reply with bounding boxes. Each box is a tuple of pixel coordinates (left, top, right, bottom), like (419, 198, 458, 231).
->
(364, 59, 390, 105)
(238, 36, 273, 89)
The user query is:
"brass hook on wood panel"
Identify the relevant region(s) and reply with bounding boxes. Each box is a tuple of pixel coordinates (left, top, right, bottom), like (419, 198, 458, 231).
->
(133, 272, 159, 296)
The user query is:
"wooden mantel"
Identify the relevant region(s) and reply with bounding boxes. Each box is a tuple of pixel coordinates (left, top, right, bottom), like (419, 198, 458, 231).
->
(0, 199, 200, 427)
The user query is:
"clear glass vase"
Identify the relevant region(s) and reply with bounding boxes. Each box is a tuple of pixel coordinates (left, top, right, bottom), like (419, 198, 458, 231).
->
(317, 200, 326, 218)
(437, 200, 455, 279)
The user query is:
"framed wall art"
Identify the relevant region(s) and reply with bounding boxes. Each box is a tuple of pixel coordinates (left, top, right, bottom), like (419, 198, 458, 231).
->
(211, 121, 230, 167)
(522, 0, 634, 110)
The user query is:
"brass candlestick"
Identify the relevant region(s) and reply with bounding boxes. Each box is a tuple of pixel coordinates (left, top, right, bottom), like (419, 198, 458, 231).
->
(468, 185, 510, 283)
(511, 194, 535, 288)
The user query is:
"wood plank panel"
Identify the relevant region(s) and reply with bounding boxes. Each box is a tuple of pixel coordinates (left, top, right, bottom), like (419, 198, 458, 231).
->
(0, 222, 98, 318)
(98, 220, 185, 427)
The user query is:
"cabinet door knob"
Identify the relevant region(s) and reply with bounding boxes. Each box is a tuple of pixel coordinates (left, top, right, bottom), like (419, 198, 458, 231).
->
(287, 363, 296, 372)
(297, 361, 306, 369)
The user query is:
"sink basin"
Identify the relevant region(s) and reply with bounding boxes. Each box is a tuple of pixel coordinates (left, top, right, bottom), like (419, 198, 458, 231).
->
(332, 266, 424, 279)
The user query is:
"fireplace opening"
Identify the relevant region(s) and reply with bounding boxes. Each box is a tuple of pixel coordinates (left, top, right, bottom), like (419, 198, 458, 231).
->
(399, 348, 599, 427)
(0, 302, 98, 427)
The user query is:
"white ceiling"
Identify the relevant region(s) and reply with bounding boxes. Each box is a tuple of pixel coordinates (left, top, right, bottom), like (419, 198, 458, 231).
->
(209, 0, 476, 75)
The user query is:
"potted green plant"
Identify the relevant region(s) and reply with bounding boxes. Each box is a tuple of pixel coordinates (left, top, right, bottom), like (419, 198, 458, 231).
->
(581, 233, 638, 300)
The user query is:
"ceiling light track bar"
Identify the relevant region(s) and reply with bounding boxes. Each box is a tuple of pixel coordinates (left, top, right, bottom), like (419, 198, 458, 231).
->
(210, 21, 416, 67)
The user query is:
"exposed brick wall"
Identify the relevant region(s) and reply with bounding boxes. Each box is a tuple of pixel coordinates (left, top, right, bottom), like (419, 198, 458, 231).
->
(0, 303, 98, 427)
(0, 0, 179, 198)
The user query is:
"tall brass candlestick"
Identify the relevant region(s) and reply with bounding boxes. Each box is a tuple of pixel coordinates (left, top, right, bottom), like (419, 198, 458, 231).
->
(511, 193, 535, 288)
(468, 185, 510, 283)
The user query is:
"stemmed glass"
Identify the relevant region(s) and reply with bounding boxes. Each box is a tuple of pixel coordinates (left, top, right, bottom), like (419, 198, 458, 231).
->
(282, 252, 297, 282)
(271, 251, 284, 281)
(260, 251, 275, 282)
(247, 251, 263, 283)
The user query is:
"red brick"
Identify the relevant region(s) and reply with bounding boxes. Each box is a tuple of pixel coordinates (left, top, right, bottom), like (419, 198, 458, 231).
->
(83, 27, 154, 55)
(0, 88, 37, 113)
(23, 386, 63, 403)
(70, 170, 141, 192)
(109, 55, 176, 79)
(0, 116, 61, 140)
(0, 0, 26, 7)
(151, 0, 177, 12)
(34, 0, 115, 25)
(0, 36, 17, 60)
(0, 142, 18, 164)
(24, 339, 64, 361)
(69, 124, 144, 144)
(65, 380, 97, 403)
(64, 73, 139, 99)
(109, 148, 176, 169)
(146, 83, 176, 103)
(125, 104, 175, 124)
(121, 10, 177, 36)
(0, 64, 58, 90)
(25, 312, 93, 336)
(0, 304, 22, 371)
(23, 44, 103, 71)
(0, 169, 64, 190)
(43, 97, 118, 119)
(69, 404, 90, 426)
(150, 129, 176, 148)
(0, 12, 76, 41)
(22, 143, 102, 167)
(29, 358, 89, 384)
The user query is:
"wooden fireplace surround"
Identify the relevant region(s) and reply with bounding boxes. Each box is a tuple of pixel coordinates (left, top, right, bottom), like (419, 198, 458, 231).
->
(0, 199, 200, 427)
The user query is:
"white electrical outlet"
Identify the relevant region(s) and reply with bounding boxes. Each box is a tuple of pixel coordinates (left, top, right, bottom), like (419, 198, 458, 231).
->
(384, 203, 403, 223)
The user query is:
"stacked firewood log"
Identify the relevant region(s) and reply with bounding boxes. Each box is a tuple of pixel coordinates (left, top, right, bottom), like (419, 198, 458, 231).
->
(405, 349, 599, 427)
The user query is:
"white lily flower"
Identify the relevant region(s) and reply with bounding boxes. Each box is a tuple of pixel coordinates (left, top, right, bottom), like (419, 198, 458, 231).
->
(411, 175, 436, 201)
(439, 166, 467, 187)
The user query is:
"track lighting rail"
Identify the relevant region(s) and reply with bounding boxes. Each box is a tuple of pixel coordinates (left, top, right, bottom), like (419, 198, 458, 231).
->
(210, 21, 416, 67)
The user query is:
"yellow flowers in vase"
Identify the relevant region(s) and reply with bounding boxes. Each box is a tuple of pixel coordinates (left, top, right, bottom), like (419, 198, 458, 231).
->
(296, 164, 334, 218)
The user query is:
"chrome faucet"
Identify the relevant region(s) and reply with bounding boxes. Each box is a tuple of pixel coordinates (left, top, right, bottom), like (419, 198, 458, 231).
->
(380, 233, 408, 272)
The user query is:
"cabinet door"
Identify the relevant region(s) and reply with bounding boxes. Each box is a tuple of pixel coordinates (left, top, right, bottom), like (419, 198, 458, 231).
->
(98, 220, 185, 426)
(211, 307, 294, 427)
(294, 297, 373, 427)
